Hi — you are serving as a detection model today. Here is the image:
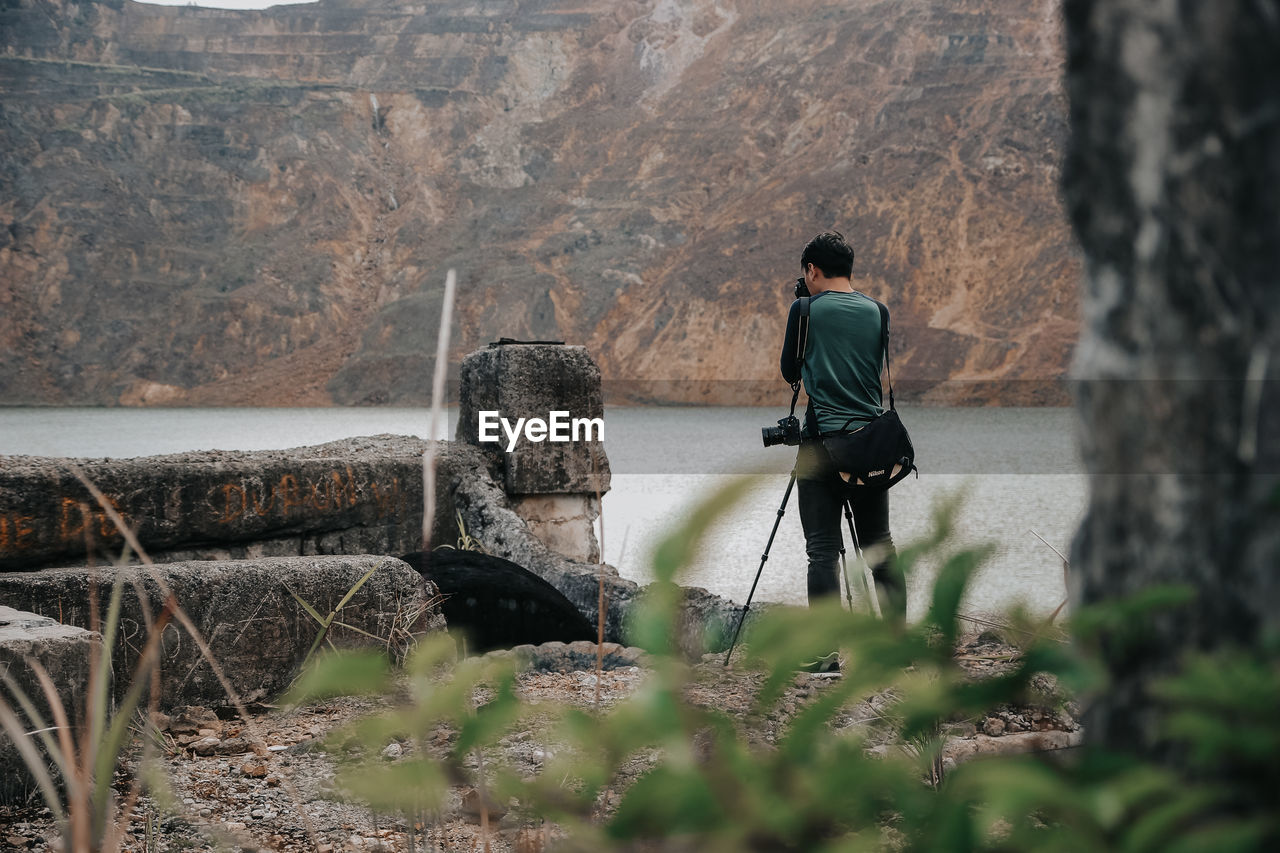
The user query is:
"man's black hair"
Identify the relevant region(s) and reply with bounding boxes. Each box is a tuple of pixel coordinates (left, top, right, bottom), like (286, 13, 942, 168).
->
(801, 231, 855, 279)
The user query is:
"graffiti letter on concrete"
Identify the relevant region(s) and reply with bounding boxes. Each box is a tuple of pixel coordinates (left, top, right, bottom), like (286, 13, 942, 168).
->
(216, 484, 247, 525)
(250, 483, 274, 517)
(0, 514, 37, 551)
(278, 475, 302, 515)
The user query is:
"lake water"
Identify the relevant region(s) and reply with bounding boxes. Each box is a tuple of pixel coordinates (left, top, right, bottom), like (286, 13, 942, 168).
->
(0, 406, 1086, 620)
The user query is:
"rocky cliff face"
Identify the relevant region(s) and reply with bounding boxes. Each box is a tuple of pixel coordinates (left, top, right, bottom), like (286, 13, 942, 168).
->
(0, 0, 1078, 407)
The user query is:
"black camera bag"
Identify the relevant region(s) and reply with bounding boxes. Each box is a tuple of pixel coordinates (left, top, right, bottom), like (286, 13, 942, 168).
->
(799, 297, 917, 490)
(821, 409, 916, 489)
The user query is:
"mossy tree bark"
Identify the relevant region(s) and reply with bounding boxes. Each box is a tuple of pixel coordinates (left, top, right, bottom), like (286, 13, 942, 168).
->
(1064, 1, 1280, 756)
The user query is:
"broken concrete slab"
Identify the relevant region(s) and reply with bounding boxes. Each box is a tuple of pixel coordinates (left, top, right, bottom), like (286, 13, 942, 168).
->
(451, 462, 755, 657)
(0, 435, 484, 572)
(0, 556, 445, 709)
(0, 606, 97, 806)
(0, 429, 750, 661)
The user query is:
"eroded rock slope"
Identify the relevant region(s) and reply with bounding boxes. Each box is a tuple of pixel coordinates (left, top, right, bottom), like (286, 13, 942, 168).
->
(0, 0, 1077, 406)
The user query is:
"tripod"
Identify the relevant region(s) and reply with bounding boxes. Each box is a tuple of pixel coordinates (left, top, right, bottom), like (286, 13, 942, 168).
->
(723, 472, 877, 667)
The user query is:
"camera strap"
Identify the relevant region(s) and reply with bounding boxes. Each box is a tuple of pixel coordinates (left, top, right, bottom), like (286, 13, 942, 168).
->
(788, 296, 811, 419)
(875, 299, 895, 411)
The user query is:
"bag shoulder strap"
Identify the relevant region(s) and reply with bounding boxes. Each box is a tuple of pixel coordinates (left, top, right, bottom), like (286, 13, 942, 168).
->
(871, 297, 895, 411)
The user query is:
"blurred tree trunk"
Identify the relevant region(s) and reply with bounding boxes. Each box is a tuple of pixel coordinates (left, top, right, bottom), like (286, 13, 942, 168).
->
(1064, 0, 1280, 756)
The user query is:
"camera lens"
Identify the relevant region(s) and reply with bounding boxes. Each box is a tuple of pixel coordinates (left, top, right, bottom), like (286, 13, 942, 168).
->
(762, 426, 783, 447)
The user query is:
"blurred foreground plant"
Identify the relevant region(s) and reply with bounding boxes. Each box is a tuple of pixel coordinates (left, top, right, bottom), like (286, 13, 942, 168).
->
(290, 481, 1280, 851)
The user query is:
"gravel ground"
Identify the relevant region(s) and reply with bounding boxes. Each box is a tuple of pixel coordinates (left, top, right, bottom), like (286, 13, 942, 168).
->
(0, 635, 1078, 852)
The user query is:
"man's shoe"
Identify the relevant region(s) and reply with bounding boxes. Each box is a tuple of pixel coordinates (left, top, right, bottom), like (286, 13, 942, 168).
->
(798, 652, 841, 674)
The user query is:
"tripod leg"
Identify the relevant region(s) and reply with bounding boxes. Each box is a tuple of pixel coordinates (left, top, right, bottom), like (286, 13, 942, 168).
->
(844, 500, 881, 619)
(838, 545, 855, 612)
(724, 470, 797, 667)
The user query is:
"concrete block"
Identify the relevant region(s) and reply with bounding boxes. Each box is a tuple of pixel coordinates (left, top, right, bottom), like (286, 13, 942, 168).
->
(0, 606, 97, 805)
(0, 436, 483, 571)
(0, 556, 445, 709)
(456, 344, 610, 496)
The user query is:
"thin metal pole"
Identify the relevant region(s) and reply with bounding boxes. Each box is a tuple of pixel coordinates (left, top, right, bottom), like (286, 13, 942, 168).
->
(724, 470, 797, 666)
(844, 499, 881, 618)
(838, 544, 856, 612)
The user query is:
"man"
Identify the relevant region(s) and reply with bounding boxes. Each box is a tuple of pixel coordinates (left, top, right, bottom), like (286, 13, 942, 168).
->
(779, 231, 906, 641)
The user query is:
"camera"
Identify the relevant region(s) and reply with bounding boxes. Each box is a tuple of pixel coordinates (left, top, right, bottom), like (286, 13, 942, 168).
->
(794, 276, 809, 299)
(762, 414, 803, 447)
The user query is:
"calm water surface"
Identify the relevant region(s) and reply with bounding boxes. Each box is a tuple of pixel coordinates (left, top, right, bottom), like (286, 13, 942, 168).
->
(0, 406, 1086, 619)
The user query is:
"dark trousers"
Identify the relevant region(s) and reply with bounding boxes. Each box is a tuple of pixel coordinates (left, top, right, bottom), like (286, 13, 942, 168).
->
(796, 441, 906, 623)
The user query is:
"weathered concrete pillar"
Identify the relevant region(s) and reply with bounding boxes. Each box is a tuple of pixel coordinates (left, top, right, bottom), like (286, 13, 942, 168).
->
(456, 344, 610, 563)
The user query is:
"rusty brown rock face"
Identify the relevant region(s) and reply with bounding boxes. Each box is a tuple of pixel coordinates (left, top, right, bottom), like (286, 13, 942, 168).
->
(0, 0, 1078, 408)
